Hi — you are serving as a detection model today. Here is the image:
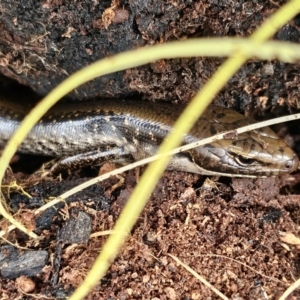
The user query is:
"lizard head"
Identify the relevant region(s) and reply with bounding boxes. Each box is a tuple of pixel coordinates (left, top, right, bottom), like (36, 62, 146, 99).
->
(183, 106, 299, 178)
(189, 127, 298, 177)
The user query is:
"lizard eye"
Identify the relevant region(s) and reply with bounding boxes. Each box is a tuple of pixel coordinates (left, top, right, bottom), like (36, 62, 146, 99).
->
(234, 155, 256, 166)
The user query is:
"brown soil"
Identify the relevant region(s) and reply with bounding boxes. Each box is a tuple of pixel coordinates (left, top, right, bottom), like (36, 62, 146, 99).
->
(1, 0, 300, 299)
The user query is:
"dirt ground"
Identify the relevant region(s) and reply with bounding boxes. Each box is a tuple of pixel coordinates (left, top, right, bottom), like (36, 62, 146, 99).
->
(1, 0, 300, 299)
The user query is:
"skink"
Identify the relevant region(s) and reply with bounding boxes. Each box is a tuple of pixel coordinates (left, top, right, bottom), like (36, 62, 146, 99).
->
(0, 99, 298, 177)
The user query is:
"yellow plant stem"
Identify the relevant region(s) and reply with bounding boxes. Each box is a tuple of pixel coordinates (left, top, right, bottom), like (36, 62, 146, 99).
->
(1, 37, 300, 239)
(69, 1, 300, 299)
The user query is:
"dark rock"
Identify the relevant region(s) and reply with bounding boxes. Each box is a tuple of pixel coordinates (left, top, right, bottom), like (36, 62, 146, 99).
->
(0, 245, 48, 279)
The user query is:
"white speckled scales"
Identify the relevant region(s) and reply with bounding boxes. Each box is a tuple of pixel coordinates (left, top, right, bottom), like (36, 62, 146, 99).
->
(0, 98, 297, 177)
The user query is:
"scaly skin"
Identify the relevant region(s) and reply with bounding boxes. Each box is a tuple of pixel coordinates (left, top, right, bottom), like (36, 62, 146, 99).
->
(0, 99, 298, 177)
